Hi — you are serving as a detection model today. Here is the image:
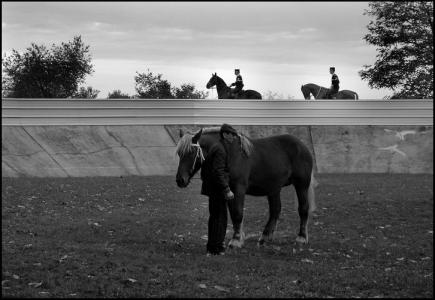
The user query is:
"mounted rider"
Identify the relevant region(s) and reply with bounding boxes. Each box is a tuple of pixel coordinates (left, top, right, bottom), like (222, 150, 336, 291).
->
(327, 67, 340, 99)
(230, 69, 244, 98)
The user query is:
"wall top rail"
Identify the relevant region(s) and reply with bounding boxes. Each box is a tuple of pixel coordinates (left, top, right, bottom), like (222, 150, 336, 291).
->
(2, 98, 433, 126)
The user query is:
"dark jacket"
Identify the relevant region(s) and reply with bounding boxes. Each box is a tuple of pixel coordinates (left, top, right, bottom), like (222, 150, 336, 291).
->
(200, 140, 231, 197)
(231, 75, 244, 91)
(331, 73, 340, 91)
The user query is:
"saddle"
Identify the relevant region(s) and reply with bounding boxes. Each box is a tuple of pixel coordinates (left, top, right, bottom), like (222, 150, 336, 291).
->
(229, 88, 244, 99)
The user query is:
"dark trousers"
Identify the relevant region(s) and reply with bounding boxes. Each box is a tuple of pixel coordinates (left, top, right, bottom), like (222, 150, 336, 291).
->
(206, 194, 228, 254)
(328, 86, 339, 98)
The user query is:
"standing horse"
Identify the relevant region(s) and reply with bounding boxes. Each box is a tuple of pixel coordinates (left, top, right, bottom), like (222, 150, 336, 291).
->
(206, 73, 262, 99)
(301, 83, 359, 100)
(175, 127, 317, 249)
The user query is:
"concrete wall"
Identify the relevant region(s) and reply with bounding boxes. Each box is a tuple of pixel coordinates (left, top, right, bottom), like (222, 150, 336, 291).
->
(2, 124, 432, 177)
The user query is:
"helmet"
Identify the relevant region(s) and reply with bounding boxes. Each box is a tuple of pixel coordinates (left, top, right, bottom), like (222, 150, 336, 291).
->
(330, 67, 335, 71)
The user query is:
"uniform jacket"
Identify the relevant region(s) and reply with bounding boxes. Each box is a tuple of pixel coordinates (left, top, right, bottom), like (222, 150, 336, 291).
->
(331, 73, 340, 90)
(231, 75, 244, 90)
(200, 140, 231, 197)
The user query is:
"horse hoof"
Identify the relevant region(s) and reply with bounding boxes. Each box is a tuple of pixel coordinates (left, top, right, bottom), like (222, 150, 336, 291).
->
(295, 236, 308, 244)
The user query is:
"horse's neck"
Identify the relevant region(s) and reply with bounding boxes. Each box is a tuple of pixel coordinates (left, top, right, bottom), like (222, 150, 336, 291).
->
(307, 84, 328, 99)
(215, 77, 230, 98)
(199, 133, 219, 155)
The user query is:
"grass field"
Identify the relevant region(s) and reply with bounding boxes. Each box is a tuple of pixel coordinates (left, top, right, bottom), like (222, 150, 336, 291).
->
(2, 174, 433, 298)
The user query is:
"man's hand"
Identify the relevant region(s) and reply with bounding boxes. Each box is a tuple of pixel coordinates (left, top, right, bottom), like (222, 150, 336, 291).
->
(224, 190, 234, 201)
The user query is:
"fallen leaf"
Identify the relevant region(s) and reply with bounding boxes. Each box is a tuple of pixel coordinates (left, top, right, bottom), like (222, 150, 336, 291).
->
(127, 278, 137, 283)
(214, 285, 229, 292)
(198, 283, 207, 289)
(12, 275, 19, 280)
(301, 259, 314, 264)
(28, 281, 43, 288)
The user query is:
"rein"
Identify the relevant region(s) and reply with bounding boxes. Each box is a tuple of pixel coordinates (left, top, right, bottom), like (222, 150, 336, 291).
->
(315, 86, 322, 99)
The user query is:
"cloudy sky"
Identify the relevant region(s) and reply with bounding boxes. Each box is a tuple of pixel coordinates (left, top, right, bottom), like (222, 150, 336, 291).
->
(2, 1, 392, 99)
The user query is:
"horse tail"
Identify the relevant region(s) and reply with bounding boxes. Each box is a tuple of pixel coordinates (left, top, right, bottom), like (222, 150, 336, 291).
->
(308, 170, 318, 213)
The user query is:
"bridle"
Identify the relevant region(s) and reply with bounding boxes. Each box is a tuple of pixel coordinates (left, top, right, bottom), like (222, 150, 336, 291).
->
(189, 142, 205, 175)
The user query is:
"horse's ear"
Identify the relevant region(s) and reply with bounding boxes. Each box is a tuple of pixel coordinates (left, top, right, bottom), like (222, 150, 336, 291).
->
(192, 129, 203, 144)
(179, 129, 184, 138)
(214, 72, 217, 76)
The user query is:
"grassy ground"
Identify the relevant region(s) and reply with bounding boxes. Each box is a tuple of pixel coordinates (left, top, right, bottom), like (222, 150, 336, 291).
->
(2, 174, 433, 298)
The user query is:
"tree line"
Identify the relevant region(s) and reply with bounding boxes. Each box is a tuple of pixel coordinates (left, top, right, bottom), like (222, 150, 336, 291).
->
(2, 36, 208, 100)
(2, 1, 433, 100)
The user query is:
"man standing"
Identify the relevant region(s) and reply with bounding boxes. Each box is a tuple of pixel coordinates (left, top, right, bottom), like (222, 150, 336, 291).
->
(200, 124, 237, 255)
(230, 69, 244, 98)
(328, 67, 340, 99)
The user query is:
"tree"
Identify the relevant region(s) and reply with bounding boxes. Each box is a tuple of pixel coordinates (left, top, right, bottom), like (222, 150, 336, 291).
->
(263, 90, 294, 100)
(134, 70, 173, 99)
(72, 86, 100, 99)
(173, 83, 209, 99)
(2, 36, 94, 98)
(107, 90, 131, 99)
(359, 2, 433, 99)
(134, 69, 208, 99)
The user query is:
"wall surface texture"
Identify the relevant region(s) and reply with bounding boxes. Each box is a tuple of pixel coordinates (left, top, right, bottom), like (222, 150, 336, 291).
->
(2, 99, 433, 177)
(2, 124, 432, 177)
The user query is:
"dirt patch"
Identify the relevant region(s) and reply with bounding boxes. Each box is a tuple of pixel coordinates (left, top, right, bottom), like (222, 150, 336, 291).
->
(2, 174, 433, 297)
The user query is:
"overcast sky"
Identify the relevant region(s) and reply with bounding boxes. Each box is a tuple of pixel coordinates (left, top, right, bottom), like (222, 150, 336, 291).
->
(2, 1, 393, 99)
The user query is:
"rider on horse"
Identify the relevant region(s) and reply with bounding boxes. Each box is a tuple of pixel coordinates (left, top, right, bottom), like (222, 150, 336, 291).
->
(328, 67, 340, 99)
(230, 69, 244, 98)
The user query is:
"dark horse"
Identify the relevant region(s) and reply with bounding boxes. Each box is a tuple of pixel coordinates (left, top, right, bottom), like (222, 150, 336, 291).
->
(175, 127, 316, 248)
(206, 73, 262, 99)
(301, 83, 359, 100)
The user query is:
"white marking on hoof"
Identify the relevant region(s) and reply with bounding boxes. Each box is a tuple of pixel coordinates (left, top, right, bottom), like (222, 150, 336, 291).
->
(228, 238, 244, 248)
(296, 236, 308, 244)
(258, 234, 273, 246)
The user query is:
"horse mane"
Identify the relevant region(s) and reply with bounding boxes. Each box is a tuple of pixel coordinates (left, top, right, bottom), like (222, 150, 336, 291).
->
(176, 127, 254, 157)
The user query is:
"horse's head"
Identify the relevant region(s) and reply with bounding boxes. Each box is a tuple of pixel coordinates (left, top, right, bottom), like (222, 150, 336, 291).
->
(301, 84, 311, 100)
(206, 73, 218, 89)
(175, 129, 205, 188)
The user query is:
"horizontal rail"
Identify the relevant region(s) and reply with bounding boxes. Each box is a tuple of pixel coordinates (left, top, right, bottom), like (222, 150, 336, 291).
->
(2, 98, 433, 125)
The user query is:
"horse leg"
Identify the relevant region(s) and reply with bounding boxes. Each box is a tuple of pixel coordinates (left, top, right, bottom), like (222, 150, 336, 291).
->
(227, 185, 246, 248)
(258, 191, 281, 245)
(294, 184, 311, 244)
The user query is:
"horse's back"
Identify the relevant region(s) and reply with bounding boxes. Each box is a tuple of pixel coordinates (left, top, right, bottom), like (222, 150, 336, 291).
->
(244, 90, 262, 99)
(246, 134, 313, 195)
